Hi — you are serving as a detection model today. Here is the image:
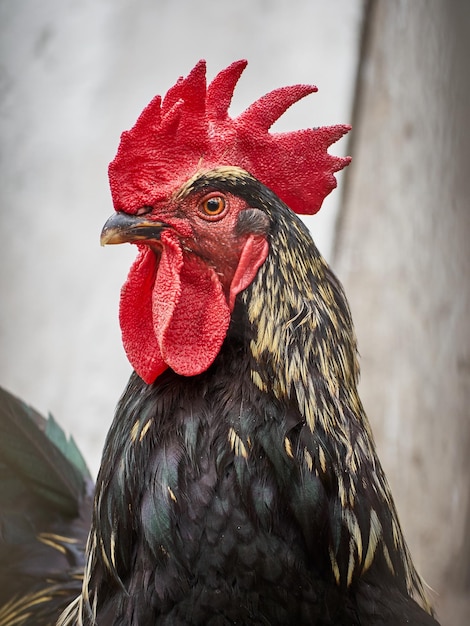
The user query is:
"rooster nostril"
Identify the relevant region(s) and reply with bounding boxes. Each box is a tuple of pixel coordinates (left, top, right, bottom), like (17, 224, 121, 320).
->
(136, 206, 153, 216)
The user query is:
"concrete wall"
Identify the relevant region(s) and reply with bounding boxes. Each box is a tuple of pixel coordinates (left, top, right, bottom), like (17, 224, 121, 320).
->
(335, 1, 470, 623)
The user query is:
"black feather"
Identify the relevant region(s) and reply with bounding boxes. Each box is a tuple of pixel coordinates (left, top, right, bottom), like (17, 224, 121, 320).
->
(1, 171, 440, 625)
(0, 387, 90, 515)
(0, 386, 93, 626)
(63, 172, 439, 625)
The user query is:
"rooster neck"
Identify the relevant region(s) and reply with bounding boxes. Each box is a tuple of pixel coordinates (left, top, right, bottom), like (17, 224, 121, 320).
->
(89, 211, 359, 598)
(82, 200, 432, 621)
(241, 203, 363, 439)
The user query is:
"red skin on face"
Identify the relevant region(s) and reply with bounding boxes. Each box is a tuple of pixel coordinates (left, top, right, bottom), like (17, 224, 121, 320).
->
(119, 192, 268, 384)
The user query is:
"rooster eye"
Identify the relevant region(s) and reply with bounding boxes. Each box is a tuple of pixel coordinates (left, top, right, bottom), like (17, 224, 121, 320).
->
(199, 195, 226, 219)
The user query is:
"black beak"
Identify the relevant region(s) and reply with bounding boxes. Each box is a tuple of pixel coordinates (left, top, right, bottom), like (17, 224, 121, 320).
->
(100, 212, 168, 246)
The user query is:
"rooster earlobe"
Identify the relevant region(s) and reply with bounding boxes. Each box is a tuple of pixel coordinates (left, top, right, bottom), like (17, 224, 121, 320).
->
(229, 235, 269, 311)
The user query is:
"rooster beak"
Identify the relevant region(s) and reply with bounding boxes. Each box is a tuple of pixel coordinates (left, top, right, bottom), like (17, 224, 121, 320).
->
(100, 212, 168, 246)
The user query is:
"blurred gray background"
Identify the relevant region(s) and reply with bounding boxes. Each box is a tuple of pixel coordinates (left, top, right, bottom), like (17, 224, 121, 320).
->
(1, 1, 469, 623)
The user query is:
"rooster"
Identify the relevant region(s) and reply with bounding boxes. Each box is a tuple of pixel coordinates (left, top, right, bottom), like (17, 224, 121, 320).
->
(0, 60, 439, 625)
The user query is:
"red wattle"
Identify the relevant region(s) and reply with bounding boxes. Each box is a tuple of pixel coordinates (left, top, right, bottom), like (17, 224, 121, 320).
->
(120, 231, 232, 384)
(119, 230, 269, 384)
(154, 232, 231, 376)
(119, 247, 167, 384)
(229, 234, 269, 311)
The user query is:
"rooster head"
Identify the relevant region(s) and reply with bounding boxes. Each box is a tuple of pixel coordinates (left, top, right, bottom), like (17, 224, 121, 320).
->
(101, 60, 350, 384)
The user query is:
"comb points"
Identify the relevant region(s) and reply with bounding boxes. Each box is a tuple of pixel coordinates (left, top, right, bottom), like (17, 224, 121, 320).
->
(238, 84, 318, 132)
(206, 59, 248, 121)
(109, 60, 350, 216)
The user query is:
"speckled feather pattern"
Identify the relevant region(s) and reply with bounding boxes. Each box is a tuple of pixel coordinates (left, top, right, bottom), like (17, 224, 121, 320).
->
(59, 172, 437, 625)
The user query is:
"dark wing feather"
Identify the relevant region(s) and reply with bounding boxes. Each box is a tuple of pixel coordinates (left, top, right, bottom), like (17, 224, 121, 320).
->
(0, 386, 91, 516)
(0, 386, 93, 625)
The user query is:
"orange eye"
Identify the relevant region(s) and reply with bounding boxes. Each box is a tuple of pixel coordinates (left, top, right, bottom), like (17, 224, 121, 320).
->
(200, 195, 226, 218)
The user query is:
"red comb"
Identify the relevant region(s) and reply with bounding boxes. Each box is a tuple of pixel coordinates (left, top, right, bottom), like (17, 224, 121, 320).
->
(109, 60, 351, 215)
